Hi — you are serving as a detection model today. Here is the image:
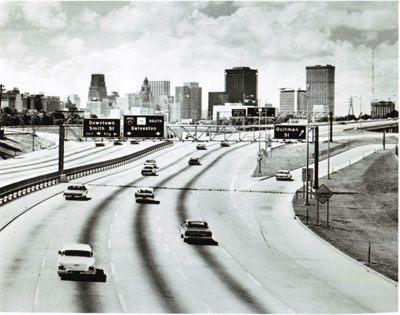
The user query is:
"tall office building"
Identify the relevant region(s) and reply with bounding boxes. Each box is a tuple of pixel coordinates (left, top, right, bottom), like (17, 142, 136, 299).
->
(297, 89, 307, 115)
(306, 64, 335, 115)
(149, 81, 170, 104)
(225, 67, 258, 105)
(88, 74, 108, 101)
(175, 82, 202, 123)
(208, 92, 229, 119)
(279, 88, 295, 113)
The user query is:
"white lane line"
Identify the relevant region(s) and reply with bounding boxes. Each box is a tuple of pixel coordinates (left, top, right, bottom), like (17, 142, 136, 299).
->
(50, 235, 56, 244)
(110, 223, 113, 231)
(41, 256, 47, 268)
(246, 273, 262, 287)
(118, 293, 128, 312)
(158, 227, 162, 234)
(221, 247, 232, 259)
(177, 268, 187, 280)
(238, 213, 243, 218)
(164, 244, 170, 253)
(247, 222, 254, 230)
(108, 240, 111, 249)
(110, 262, 116, 275)
(34, 287, 39, 305)
(230, 175, 237, 192)
(114, 210, 119, 218)
(203, 302, 212, 314)
(157, 214, 160, 221)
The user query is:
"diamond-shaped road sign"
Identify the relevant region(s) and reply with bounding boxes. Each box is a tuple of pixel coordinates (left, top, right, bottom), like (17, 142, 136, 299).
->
(313, 184, 333, 204)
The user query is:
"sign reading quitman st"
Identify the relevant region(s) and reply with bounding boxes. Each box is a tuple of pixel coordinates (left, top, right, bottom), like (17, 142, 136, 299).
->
(274, 124, 306, 140)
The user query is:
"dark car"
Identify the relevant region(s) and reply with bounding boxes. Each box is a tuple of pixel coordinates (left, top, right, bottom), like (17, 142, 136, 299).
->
(220, 141, 230, 147)
(180, 220, 213, 242)
(196, 144, 207, 150)
(188, 157, 201, 165)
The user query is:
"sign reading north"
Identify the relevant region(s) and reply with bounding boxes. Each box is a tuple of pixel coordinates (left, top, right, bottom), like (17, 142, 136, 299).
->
(123, 115, 164, 138)
(83, 118, 120, 138)
(274, 124, 306, 140)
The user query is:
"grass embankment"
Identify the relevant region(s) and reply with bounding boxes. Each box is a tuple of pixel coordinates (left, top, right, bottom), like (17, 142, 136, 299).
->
(293, 150, 398, 281)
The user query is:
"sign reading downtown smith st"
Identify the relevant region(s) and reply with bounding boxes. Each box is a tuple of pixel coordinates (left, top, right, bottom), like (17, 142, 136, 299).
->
(83, 118, 121, 138)
(123, 115, 165, 138)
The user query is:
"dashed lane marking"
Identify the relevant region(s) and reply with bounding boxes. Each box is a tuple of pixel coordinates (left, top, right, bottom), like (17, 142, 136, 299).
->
(177, 268, 187, 281)
(118, 293, 128, 312)
(246, 273, 262, 287)
(41, 256, 46, 268)
(110, 262, 115, 275)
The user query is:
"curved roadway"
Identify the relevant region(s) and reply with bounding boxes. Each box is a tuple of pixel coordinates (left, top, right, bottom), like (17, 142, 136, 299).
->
(0, 141, 397, 313)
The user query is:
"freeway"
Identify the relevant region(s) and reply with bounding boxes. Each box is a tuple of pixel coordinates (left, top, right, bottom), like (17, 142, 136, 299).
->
(0, 137, 164, 186)
(0, 140, 397, 313)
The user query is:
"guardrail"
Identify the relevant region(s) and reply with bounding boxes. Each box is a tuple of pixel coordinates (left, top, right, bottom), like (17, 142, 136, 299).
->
(0, 140, 173, 206)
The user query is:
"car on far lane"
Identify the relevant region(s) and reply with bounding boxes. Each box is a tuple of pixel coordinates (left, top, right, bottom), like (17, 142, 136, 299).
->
(220, 141, 230, 147)
(63, 184, 88, 200)
(188, 157, 201, 165)
(141, 165, 157, 176)
(180, 220, 213, 243)
(135, 187, 154, 199)
(95, 140, 105, 147)
(196, 143, 207, 150)
(113, 139, 123, 145)
(275, 170, 293, 181)
(130, 139, 140, 144)
(57, 243, 96, 279)
(144, 159, 158, 168)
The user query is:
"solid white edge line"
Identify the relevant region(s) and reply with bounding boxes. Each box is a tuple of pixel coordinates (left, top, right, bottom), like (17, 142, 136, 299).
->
(34, 287, 39, 305)
(41, 256, 46, 268)
(118, 293, 128, 312)
(246, 272, 262, 287)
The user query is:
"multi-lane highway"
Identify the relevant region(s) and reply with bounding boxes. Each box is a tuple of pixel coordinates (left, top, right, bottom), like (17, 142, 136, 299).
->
(0, 140, 397, 313)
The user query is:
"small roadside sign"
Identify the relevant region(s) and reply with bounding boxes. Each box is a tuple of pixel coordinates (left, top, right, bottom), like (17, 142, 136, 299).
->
(83, 118, 120, 138)
(302, 167, 313, 182)
(123, 115, 164, 138)
(314, 184, 333, 204)
(274, 124, 306, 140)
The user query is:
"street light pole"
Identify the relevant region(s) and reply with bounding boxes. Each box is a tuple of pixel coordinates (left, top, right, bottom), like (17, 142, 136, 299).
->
(305, 84, 310, 205)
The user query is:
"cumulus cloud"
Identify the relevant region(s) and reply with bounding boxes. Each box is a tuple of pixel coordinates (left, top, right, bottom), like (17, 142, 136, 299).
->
(18, 2, 66, 29)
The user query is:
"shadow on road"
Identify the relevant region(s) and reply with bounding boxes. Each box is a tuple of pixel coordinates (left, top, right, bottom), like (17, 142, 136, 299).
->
(60, 268, 106, 282)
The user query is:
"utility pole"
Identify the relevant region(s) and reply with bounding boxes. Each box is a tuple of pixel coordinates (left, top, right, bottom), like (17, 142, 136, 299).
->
(305, 84, 310, 205)
(313, 126, 319, 189)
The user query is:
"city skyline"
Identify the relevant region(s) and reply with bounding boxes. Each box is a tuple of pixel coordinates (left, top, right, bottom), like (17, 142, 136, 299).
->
(0, 1, 397, 116)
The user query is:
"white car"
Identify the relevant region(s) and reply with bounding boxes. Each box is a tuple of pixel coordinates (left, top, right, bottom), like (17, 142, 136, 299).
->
(180, 220, 213, 243)
(63, 184, 88, 200)
(57, 243, 96, 279)
(144, 159, 158, 168)
(275, 170, 293, 181)
(135, 188, 155, 199)
(141, 165, 157, 176)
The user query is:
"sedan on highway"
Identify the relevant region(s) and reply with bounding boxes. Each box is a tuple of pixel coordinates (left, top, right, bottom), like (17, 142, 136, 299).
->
(188, 157, 201, 165)
(141, 165, 157, 176)
(57, 243, 96, 279)
(220, 141, 230, 147)
(196, 143, 207, 150)
(180, 220, 213, 243)
(144, 159, 158, 168)
(63, 184, 88, 200)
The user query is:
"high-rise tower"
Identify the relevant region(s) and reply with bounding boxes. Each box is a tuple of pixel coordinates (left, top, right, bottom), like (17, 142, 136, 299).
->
(225, 67, 258, 105)
(88, 74, 108, 101)
(306, 65, 335, 115)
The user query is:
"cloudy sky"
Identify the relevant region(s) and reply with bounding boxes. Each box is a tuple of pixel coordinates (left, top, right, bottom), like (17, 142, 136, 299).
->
(0, 1, 397, 116)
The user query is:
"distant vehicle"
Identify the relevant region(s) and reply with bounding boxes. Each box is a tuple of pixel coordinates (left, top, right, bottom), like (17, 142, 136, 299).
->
(144, 159, 158, 168)
(180, 220, 213, 243)
(57, 243, 96, 279)
(275, 170, 293, 181)
(95, 140, 105, 147)
(130, 139, 140, 144)
(135, 187, 155, 199)
(220, 141, 230, 147)
(188, 157, 201, 165)
(141, 165, 157, 176)
(113, 139, 123, 145)
(196, 143, 207, 150)
(63, 184, 88, 200)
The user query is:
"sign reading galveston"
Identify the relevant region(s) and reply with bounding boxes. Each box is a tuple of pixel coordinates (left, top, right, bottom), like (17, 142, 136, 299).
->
(123, 115, 165, 138)
(83, 118, 121, 138)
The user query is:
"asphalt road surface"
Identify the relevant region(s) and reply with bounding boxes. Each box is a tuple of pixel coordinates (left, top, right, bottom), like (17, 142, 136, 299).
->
(0, 141, 397, 313)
